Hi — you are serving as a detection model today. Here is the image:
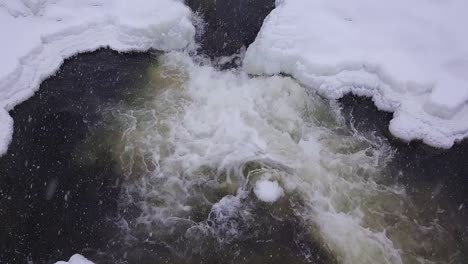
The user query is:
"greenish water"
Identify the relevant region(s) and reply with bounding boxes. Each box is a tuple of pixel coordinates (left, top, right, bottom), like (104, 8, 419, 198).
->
(83, 52, 464, 264)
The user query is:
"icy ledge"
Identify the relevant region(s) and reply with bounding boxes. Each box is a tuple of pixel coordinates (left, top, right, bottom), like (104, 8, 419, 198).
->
(244, 0, 468, 148)
(0, 0, 194, 156)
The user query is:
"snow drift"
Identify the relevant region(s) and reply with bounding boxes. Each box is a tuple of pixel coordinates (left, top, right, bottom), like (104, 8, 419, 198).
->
(0, 0, 195, 156)
(244, 0, 468, 148)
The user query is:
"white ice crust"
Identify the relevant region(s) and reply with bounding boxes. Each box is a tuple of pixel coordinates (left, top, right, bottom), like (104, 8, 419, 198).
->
(244, 0, 468, 148)
(254, 179, 284, 203)
(55, 254, 94, 264)
(0, 0, 195, 156)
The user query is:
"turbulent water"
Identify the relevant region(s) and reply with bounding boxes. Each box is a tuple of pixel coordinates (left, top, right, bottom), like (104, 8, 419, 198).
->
(79, 52, 462, 264)
(0, 1, 466, 263)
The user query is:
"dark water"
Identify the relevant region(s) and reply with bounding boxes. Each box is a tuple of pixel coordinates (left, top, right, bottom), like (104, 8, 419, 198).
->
(0, 50, 157, 263)
(340, 96, 468, 207)
(339, 96, 468, 259)
(93, 196, 335, 264)
(187, 0, 275, 59)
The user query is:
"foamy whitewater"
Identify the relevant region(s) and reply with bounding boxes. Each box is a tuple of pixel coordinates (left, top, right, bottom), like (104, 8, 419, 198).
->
(245, 0, 468, 148)
(109, 52, 459, 263)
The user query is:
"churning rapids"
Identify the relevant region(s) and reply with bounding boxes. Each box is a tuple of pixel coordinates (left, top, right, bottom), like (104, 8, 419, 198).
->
(72, 51, 461, 264)
(1, 1, 467, 263)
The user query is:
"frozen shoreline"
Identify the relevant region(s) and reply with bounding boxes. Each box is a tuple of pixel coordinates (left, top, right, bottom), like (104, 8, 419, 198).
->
(1, 0, 467, 155)
(0, 0, 194, 156)
(244, 0, 468, 148)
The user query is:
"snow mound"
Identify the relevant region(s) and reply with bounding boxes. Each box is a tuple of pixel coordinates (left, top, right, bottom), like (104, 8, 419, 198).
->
(244, 0, 468, 148)
(0, 0, 195, 156)
(55, 254, 94, 264)
(254, 179, 284, 203)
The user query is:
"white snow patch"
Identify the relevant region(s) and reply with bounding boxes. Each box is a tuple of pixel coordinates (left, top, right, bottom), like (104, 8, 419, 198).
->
(254, 179, 284, 202)
(55, 254, 94, 264)
(244, 0, 468, 148)
(0, 0, 195, 156)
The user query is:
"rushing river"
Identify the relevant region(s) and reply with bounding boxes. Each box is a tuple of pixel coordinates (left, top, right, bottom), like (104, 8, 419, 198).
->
(1, 1, 467, 263)
(81, 52, 464, 263)
(0, 48, 466, 264)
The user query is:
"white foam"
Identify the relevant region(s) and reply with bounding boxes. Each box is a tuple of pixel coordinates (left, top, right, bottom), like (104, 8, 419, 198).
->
(118, 52, 411, 262)
(55, 254, 94, 264)
(254, 179, 284, 202)
(244, 0, 468, 148)
(107, 51, 462, 262)
(0, 0, 195, 156)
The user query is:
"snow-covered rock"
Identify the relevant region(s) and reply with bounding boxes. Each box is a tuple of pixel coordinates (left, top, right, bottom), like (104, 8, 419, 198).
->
(0, 0, 195, 156)
(244, 0, 468, 148)
(55, 254, 94, 264)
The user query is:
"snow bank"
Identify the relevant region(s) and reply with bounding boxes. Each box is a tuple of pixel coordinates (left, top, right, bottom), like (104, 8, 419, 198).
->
(244, 0, 468, 148)
(254, 179, 284, 202)
(55, 254, 94, 264)
(0, 0, 195, 156)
